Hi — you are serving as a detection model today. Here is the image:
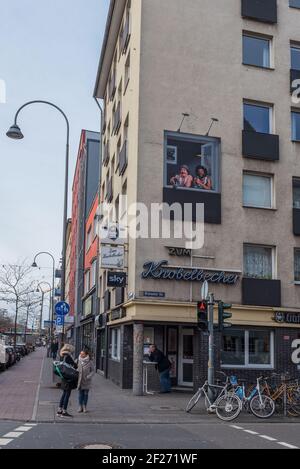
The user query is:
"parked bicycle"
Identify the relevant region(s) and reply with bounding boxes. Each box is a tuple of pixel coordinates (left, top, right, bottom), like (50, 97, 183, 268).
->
(262, 373, 300, 417)
(186, 373, 242, 421)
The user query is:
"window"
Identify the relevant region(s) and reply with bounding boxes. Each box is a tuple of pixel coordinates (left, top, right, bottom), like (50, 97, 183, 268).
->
(222, 330, 274, 369)
(84, 270, 90, 294)
(91, 259, 97, 287)
(164, 132, 220, 193)
(86, 228, 92, 252)
(290, 0, 300, 9)
(295, 249, 300, 282)
(243, 173, 273, 208)
(111, 328, 121, 361)
(244, 102, 272, 134)
(291, 44, 300, 71)
(293, 178, 300, 208)
(292, 110, 300, 141)
(93, 215, 98, 239)
(243, 33, 271, 68)
(244, 244, 274, 280)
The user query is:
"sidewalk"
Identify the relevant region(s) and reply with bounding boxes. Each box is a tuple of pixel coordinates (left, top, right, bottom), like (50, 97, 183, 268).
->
(35, 357, 300, 424)
(0, 348, 45, 421)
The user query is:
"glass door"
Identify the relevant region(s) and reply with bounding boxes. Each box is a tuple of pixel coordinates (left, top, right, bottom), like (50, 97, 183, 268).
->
(178, 328, 194, 387)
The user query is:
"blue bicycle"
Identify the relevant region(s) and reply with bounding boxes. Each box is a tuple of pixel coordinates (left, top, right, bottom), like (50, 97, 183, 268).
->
(230, 376, 275, 419)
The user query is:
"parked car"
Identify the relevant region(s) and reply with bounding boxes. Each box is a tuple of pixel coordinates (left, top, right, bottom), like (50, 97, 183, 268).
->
(15, 345, 25, 358)
(5, 346, 16, 367)
(0, 343, 9, 371)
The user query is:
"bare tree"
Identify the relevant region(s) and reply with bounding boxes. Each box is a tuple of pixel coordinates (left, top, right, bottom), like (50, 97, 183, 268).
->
(0, 308, 13, 332)
(19, 292, 41, 342)
(0, 263, 34, 347)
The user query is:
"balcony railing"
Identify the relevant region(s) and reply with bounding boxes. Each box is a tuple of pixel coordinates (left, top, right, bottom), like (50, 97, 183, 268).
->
(106, 177, 113, 203)
(242, 277, 281, 307)
(242, 130, 279, 161)
(113, 102, 121, 135)
(121, 14, 131, 54)
(103, 144, 110, 166)
(109, 70, 116, 100)
(241, 0, 277, 24)
(119, 140, 128, 176)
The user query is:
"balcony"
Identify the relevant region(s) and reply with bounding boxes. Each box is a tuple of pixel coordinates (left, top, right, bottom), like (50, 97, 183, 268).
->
(242, 130, 279, 161)
(119, 140, 128, 176)
(104, 290, 111, 313)
(293, 208, 300, 235)
(241, 0, 277, 24)
(103, 144, 110, 166)
(291, 69, 300, 94)
(121, 14, 131, 54)
(115, 287, 125, 307)
(109, 70, 116, 101)
(113, 102, 121, 136)
(106, 177, 113, 203)
(242, 277, 281, 307)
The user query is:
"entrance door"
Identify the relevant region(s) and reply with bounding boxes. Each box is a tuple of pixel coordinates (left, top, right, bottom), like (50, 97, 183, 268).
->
(96, 329, 106, 373)
(178, 328, 194, 387)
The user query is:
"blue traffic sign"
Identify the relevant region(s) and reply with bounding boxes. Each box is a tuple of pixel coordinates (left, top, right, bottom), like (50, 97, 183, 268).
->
(55, 301, 70, 316)
(56, 316, 64, 326)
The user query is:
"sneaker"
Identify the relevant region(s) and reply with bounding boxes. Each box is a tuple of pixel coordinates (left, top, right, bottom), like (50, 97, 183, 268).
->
(83, 406, 87, 413)
(61, 411, 73, 418)
(56, 409, 63, 416)
(77, 407, 83, 413)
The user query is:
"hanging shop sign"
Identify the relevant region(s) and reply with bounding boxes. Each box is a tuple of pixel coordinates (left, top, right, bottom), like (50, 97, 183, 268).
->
(100, 223, 127, 245)
(107, 272, 127, 288)
(141, 260, 240, 285)
(101, 246, 125, 269)
(274, 312, 300, 325)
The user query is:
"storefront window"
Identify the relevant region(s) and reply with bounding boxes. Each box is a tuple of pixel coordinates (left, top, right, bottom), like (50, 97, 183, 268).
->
(222, 331, 245, 366)
(222, 330, 274, 369)
(249, 331, 271, 365)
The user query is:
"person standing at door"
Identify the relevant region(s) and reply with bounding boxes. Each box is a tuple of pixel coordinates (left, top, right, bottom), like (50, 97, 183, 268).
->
(148, 344, 172, 393)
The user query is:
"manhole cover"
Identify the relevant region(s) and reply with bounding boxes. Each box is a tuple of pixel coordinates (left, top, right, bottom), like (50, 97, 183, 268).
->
(83, 444, 113, 450)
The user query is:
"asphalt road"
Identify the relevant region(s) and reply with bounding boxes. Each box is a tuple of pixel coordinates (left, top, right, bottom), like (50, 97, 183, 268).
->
(0, 420, 299, 450)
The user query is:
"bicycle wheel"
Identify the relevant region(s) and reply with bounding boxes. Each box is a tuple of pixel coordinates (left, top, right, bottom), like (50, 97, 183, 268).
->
(287, 389, 300, 417)
(186, 388, 202, 413)
(250, 395, 275, 419)
(215, 394, 242, 421)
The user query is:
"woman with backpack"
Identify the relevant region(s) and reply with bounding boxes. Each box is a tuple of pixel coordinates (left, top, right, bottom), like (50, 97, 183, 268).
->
(57, 344, 77, 418)
(77, 348, 94, 413)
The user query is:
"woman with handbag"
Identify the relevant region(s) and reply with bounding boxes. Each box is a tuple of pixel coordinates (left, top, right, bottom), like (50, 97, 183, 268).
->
(77, 348, 94, 413)
(57, 344, 78, 418)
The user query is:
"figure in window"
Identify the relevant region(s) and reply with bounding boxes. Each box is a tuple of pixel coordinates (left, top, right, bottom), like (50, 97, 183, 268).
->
(194, 165, 212, 191)
(170, 165, 193, 188)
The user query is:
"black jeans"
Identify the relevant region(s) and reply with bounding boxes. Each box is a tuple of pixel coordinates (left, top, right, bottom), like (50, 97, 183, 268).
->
(59, 389, 71, 411)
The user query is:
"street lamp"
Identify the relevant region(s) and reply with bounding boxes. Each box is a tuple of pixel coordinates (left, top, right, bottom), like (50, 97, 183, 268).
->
(32, 252, 56, 342)
(36, 281, 52, 336)
(7, 100, 70, 303)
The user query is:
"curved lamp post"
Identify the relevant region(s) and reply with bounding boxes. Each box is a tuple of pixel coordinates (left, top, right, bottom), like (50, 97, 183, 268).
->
(7, 100, 69, 304)
(32, 252, 56, 341)
(36, 281, 52, 336)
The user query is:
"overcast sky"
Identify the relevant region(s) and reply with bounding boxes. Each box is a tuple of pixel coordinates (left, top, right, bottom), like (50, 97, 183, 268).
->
(0, 0, 109, 288)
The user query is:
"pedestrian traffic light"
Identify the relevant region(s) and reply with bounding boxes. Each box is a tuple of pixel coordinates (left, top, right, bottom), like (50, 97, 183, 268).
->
(218, 301, 232, 331)
(197, 301, 208, 332)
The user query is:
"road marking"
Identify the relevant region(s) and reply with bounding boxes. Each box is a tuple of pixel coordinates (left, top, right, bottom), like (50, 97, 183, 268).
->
(3, 432, 24, 438)
(25, 423, 37, 426)
(278, 442, 299, 450)
(244, 430, 259, 435)
(260, 435, 277, 442)
(15, 426, 32, 432)
(230, 424, 298, 450)
(0, 438, 14, 446)
(31, 352, 45, 421)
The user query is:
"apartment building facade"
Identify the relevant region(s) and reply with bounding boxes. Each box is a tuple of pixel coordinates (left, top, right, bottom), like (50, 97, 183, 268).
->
(69, 130, 100, 351)
(94, 0, 300, 391)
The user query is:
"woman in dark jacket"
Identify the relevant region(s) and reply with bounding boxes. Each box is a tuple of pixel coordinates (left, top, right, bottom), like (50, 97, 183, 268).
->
(57, 344, 77, 418)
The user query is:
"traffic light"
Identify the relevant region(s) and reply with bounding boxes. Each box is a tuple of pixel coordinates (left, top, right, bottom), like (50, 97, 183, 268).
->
(218, 301, 232, 331)
(197, 301, 208, 332)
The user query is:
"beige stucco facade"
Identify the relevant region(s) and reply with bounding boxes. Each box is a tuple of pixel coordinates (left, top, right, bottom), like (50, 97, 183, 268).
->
(95, 0, 300, 326)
